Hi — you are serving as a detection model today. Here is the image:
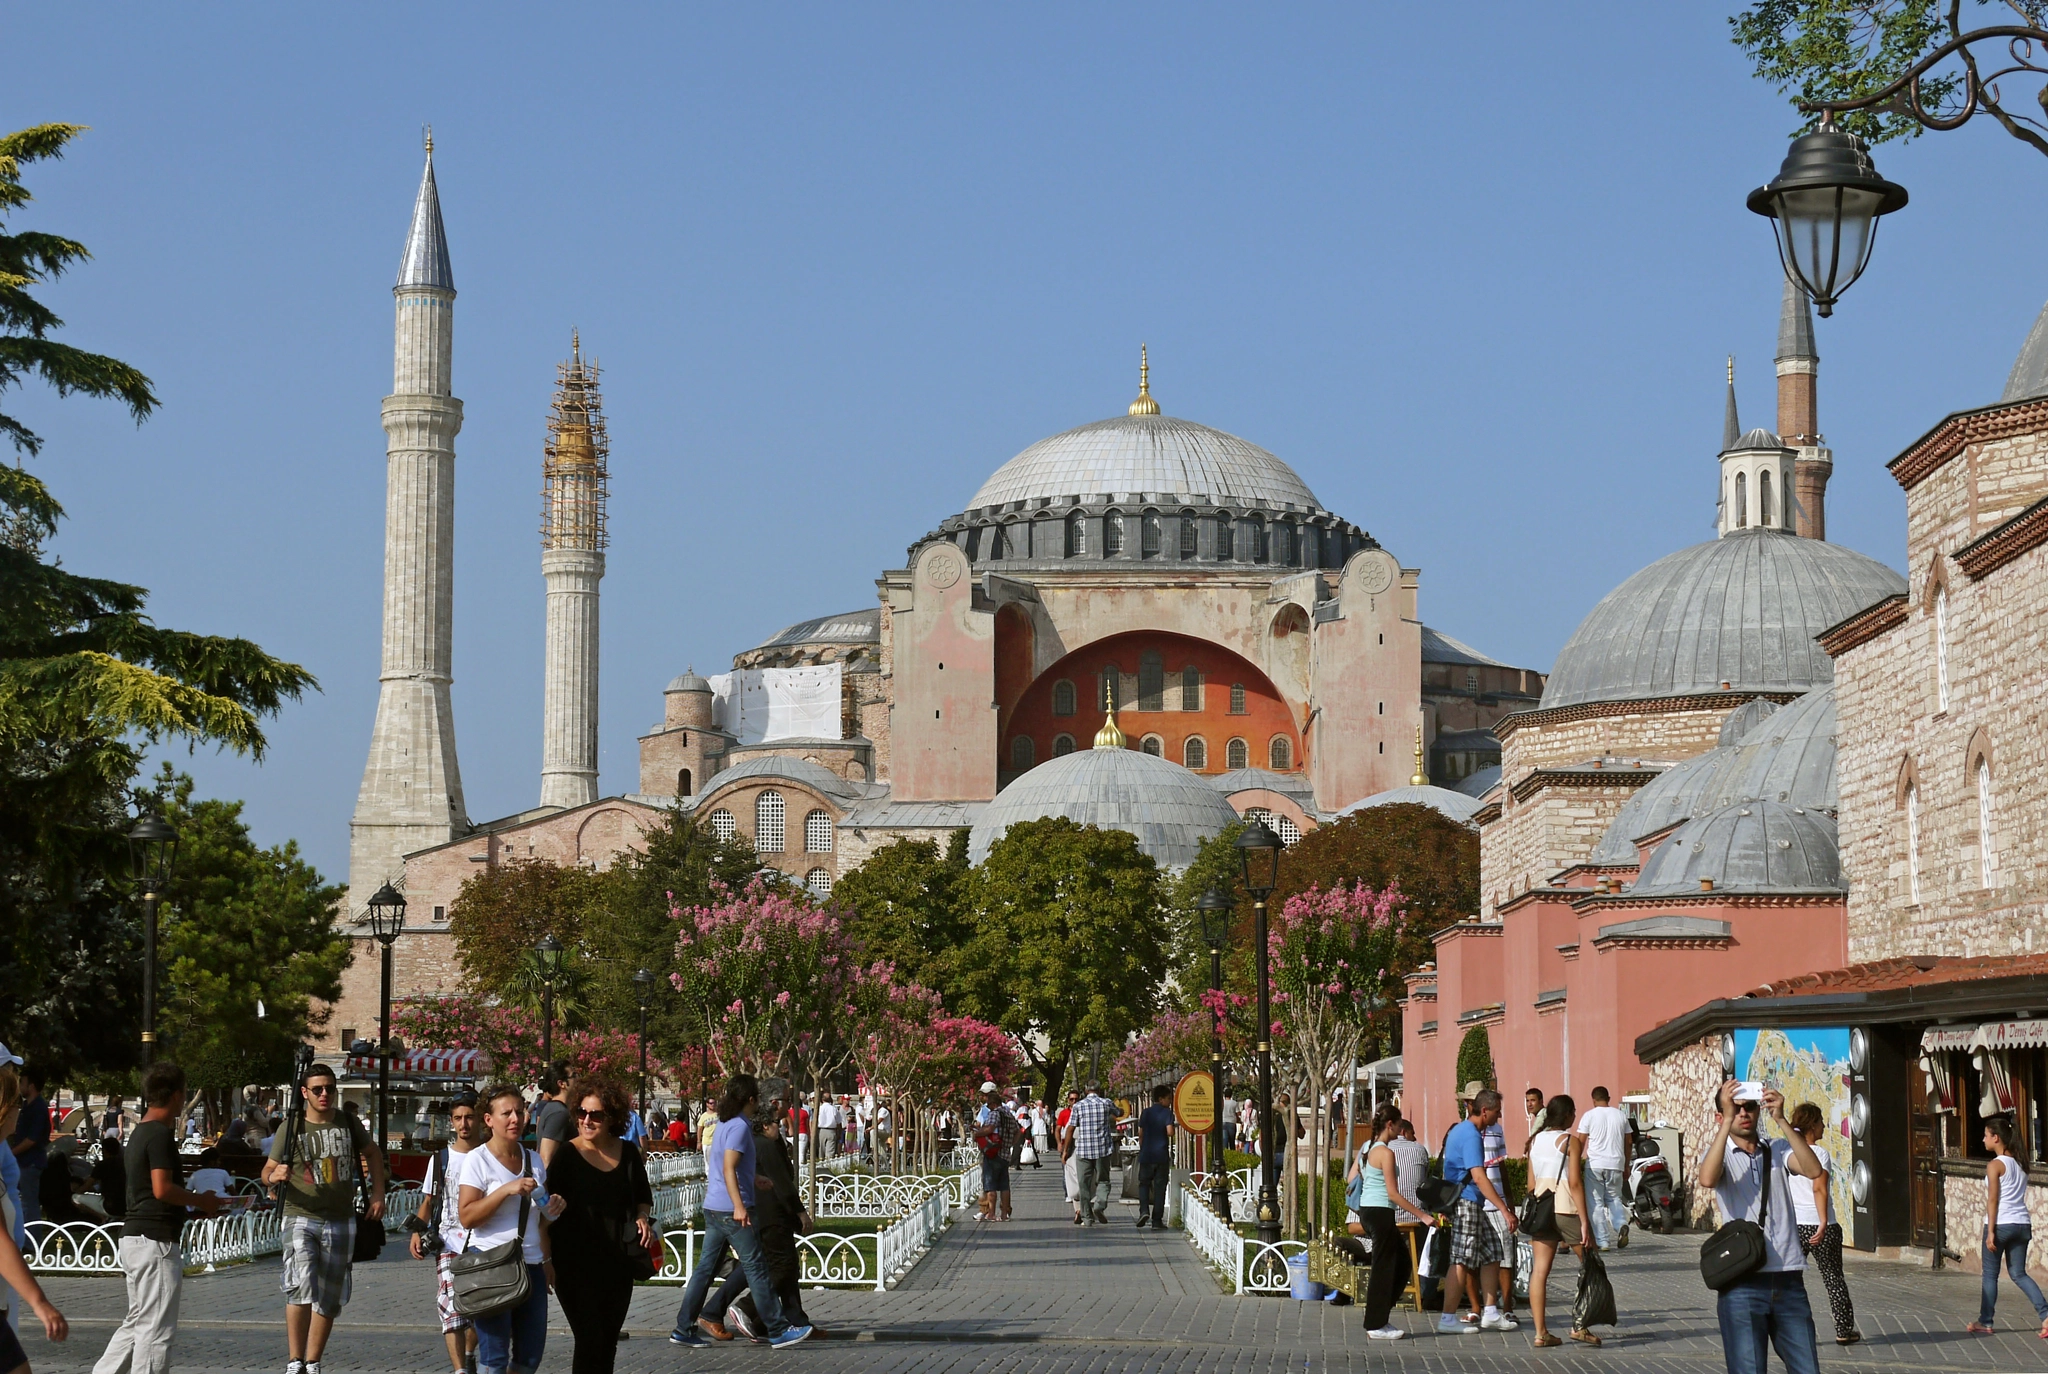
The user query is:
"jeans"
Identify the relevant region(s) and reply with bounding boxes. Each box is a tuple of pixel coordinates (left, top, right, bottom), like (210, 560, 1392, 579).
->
(705, 1222, 807, 1329)
(16, 1165, 41, 1224)
(1137, 1157, 1170, 1224)
(674, 1209, 789, 1338)
(1981, 1223, 2048, 1326)
(1076, 1155, 1113, 1219)
(90, 1237, 181, 1374)
(1583, 1167, 1626, 1247)
(1716, 1270, 1819, 1374)
(473, 1263, 547, 1374)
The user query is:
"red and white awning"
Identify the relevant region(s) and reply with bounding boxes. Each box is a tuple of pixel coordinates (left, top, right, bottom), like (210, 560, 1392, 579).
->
(344, 1049, 488, 1077)
(1920, 1020, 2048, 1054)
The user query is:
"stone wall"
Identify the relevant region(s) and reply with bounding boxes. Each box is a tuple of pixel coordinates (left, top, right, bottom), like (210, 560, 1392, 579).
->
(1944, 1169, 2048, 1284)
(1648, 1035, 1727, 1228)
(1483, 780, 1648, 916)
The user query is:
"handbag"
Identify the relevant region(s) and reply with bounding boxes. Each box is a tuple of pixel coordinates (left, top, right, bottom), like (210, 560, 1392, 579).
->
(1517, 1130, 1561, 1240)
(1415, 1127, 1461, 1213)
(450, 1151, 535, 1319)
(620, 1147, 660, 1282)
(1699, 1140, 1773, 1291)
(1020, 1142, 1038, 1166)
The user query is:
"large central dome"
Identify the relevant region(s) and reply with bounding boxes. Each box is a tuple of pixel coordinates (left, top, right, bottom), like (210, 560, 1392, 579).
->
(967, 413, 1322, 512)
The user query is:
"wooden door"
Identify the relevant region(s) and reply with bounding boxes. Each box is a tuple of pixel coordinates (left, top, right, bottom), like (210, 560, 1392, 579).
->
(1907, 1064, 1942, 1251)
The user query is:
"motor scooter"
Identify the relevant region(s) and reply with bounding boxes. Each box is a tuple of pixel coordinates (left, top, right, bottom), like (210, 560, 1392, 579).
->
(1628, 1133, 1680, 1233)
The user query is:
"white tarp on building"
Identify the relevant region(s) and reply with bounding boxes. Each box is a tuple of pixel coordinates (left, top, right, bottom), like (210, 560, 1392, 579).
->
(707, 665, 842, 745)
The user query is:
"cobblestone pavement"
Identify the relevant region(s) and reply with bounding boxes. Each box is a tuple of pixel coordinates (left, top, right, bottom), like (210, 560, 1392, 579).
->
(23, 1168, 2045, 1371)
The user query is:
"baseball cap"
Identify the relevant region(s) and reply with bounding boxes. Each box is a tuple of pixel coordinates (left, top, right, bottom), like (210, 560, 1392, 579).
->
(0, 1044, 23, 1067)
(980, 1081, 998, 1094)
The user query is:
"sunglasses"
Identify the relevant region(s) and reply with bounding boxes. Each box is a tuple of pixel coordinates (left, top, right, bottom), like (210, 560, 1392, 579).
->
(574, 1108, 609, 1122)
(306, 1084, 336, 1096)
(1731, 1101, 1761, 1113)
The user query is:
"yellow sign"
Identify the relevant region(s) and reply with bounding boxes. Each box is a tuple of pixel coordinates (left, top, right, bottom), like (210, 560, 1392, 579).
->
(1174, 1071, 1217, 1134)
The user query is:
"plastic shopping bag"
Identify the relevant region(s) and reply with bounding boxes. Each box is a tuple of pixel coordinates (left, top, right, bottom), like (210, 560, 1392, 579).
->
(1574, 1246, 1618, 1330)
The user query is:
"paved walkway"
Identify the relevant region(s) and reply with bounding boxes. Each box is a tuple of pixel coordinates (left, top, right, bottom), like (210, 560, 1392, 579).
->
(24, 1168, 2046, 1371)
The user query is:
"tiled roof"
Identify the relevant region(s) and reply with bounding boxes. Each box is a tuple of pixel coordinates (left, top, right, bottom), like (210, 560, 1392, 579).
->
(1748, 954, 2048, 1000)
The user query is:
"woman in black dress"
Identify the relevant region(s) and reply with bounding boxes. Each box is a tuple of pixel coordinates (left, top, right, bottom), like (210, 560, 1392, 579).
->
(545, 1078, 655, 1374)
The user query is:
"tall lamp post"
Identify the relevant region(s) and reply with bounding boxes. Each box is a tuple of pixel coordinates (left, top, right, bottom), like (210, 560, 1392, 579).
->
(536, 934, 564, 1068)
(1236, 817, 1284, 1245)
(632, 968, 656, 1121)
(126, 815, 179, 1067)
(364, 883, 407, 1149)
(1196, 886, 1234, 1221)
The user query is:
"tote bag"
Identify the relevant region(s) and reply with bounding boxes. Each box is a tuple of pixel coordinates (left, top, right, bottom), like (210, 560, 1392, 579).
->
(449, 1152, 535, 1319)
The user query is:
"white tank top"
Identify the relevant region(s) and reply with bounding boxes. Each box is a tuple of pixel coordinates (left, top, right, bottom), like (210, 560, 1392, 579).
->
(1996, 1155, 2031, 1226)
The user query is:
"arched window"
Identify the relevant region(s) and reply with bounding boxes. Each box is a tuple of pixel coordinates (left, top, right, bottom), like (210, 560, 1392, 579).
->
(1137, 651, 1164, 710)
(1300, 525, 1320, 568)
(1052, 679, 1077, 716)
(1269, 736, 1292, 771)
(983, 525, 1003, 560)
(1229, 683, 1247, 715)
(1905, 783, 1922, 904)
(1179, 511, 1199, 559)
(1184, 736, 1207, 770)
(1141, 510, 1162, 560)
(1011, 735, 1035, 771)
(1734, 472, 1747, 528)
(1140, 734, 1163, 757)
(1052, 734, 1076, 758)
(1103, 510, 1125, 557)
(1759, 470, 1774, 528)
(1273, 522, 1293, 567)
(1180, 666, 1201, 711)
(1215, 512, 1234, 560)
(805, 809, 833, 854)
(1275, 815, 1302, 846)
(1226, 738, 1249, 770)
(709, 809, 736, 843)
(678, 768, 692, 797)
(1977, 758, 1997, 888)
(1935, 586, 1951, 711)
(805, 868, 832, 898)
(1066, 511, 1085, 558)
(964, 526, 983, 561)
(1248, 514, 1268, 563)
(754, 791, 785, 853)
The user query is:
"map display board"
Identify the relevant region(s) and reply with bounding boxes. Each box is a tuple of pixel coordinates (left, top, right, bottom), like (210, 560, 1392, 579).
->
(1731, 1027, 1853, 1231)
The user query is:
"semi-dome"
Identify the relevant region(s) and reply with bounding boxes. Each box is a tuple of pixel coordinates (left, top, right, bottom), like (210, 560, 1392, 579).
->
(966, 413, 1322, 512)
(1338, 784, 1482, 828)
(1540, 529, 1905, 710)
(967, 744, 1242, 870)
(1631, 800, 1843, 896)
(1589, 751, 1731, 865)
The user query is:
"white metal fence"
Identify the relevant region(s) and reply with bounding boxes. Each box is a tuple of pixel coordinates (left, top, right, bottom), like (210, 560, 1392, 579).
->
(1171, 1176, 1303, 1295)
(27, 1183, 426, 1276)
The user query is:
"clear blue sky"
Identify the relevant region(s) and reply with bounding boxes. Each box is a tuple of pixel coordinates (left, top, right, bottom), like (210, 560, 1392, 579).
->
(12, 5, 2046, 882)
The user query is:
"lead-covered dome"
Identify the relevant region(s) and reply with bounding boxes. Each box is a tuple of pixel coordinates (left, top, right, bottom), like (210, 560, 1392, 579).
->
(1540, 529, 1905, 710)
(968, 745, 1242, 870)
(1631, 801, 1843, 896)
(966, 414, 1322, 512)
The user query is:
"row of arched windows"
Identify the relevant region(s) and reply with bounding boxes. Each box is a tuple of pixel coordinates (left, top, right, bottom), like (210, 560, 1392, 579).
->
(1049, 666, 1241, 716)
(705, 793, 835, 855)
(1013, 734, 1292, 772)
(966, 508, 1343, 566)
(1900, 749, 1999, 902)
(1730, 469, 1793, 530)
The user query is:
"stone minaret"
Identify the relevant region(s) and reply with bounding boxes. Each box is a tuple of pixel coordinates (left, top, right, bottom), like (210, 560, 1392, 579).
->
(349, 135, 469, 912)
(1776, 276, 1832, 540)
(539, 334, 608, 809)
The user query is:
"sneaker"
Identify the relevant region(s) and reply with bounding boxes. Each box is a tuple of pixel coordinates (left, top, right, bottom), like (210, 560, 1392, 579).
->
(670, 1327, 711, 1347)
(1367, 1325, 1405, 1340)
(1135, 1217, 1149, 1228)
(728, 1307, 760, 1342)
(770, 1324, 814, 1349)
(1616, 1226, 1630, 1249)
(286, 1362, 305, 1374)
(1437, 1315, 1466, 1334)
(1483, 1311, 1519, 1332)
(305, 1364, 321, 1374)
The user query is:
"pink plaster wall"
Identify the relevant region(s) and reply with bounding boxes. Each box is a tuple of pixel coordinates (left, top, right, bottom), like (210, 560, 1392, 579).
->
(890, 543, 997, 801)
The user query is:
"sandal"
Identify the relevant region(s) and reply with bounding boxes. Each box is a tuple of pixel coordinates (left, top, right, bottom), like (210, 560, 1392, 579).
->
(1569, 1329, 1602, 1347)
(1966, 1323, 1994, 1335)
(1531, 1333, 1562, 1348)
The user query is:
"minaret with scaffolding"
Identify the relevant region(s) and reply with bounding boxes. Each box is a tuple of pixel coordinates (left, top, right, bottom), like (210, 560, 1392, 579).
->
(539, 332, 609, 809)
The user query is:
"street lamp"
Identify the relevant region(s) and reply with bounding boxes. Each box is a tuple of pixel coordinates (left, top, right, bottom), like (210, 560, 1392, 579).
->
(632, 968, 657, 1121)
(1196, 885, 1234, 1222)
(1747, 123, 1907, 317)
(536, 934, 564, 1068)
(126, 814, 179, 1066)
(1236, 816, 1284, 1245)
(364, 883, 406, 1150)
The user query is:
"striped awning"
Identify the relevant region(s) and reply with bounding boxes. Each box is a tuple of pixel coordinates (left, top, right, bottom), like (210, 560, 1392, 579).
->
(1921, 1020, 2048, 1054)
(344, 1048, 487, 1077)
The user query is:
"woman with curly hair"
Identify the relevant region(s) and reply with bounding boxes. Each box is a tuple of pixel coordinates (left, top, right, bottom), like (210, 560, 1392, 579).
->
(544, 1078, 654, 1374)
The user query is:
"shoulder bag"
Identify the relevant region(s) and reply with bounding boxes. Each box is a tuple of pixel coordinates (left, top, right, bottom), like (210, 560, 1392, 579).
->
(1517, 1131, 1559, 1241)
(1415, 1126, 1462, 1213)
(450, 1150, 535, 1318)
(617, 1145, 662, 1282)
(1699, 1140, 1773, 1291)
(350, 1116, 387, 1264)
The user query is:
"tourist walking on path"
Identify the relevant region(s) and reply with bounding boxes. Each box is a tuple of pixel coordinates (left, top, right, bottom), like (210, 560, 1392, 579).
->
(408, 1090, 479, 1374)
(1523, 1094, 1599, 1349)
(1697, 1080, 1825, 1374)
(1788, 1102, 1859, 1345)
(1062, 1084, 1116, 1226)
(973, 1084, 1017, 1221)
(456, 1085, 564, 1374)
(1523, 1089, 1545, 1142)
(1436, 1089, 1517, 1334)
(1056, 1090, 1083, 1223)
(1344, 1105, 1435, 1340)
(262, 1061, 387, 1374)
(546, 1078, 654, 1374)
(669, 1074, 812, 1349)
(1134, 1086, 1174, 1229)
(1573, 1087, 1632, 1250)
(91, 1061, 223, 1374)
(1031, 1101, 1051, 1164)
(1389, 1121, 1427, 1205)
(1968, 1116, 2048, 1337)
(816, 1096, 842, 1160)
(700, 1104, 816, 1342)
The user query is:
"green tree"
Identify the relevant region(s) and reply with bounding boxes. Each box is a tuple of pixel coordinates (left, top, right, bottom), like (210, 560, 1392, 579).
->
(1273, 804, 1478, 975)
(1456, 1024, 1496, 1095)
(446, 858, 604, 998)
(953, 816, 1169, 1103)
(831, 830, 970, 1004)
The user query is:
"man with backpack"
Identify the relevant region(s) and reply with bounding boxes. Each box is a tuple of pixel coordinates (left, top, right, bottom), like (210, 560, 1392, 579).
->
(973, 1083, 1019, 1221)
(408, 1090, 480, 1374)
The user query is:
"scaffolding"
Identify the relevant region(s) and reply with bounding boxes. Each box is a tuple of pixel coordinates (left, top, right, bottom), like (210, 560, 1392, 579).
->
(540, 331, 609, 551)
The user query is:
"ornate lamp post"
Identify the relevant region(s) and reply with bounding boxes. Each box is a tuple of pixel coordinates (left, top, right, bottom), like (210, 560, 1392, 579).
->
(364, 883, 407, 1149)
(1196, 885, 1234, 1221)
(1236, 817, 1284, 1245)
(535, 934, 564, 1067)
(126, 814, 179, 1067)
(632, 967, 656, 1120)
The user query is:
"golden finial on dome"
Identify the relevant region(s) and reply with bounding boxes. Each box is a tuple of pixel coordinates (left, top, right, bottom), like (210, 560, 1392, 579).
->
(1128, 343, 1159, 416)
(1727, 355, 1734, 386)
(1411, 725, 1427, 786)
(424, 125, 434, 156)
(1093, 680, 1128, 749)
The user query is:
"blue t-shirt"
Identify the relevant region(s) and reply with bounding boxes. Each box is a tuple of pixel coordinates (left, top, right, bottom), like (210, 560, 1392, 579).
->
(1441, 1119, 1485, 1205)
(703, 1115, 757, 1212)
(11, 1098, 49, 1171)
(1138, 1104, 1175, 1162)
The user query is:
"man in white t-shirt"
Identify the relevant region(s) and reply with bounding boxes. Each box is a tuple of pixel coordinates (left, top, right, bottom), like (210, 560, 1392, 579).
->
(1573, 1087, 1633, 1249)
(409, 1091, 480, 1374)
(816, 1097, 842, 1158)
(1696, 1080, 1824, 1374)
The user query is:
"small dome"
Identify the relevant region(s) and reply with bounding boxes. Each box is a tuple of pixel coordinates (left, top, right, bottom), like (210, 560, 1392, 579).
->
(1540, 530, 1905, 710)
(966, 414, 1321, 512)
(1338, 785, 1482, 828)
(1717, 698, 1780, 746)
(1631, 801, 1843, 896)
(698, 755, 863, 801)
(968, 746, 1242, 870)
(1454, 765, 1502, 799)
(750, 609, 880, 653)
(1589, 752, 1728, 864)
(666, 669, 712, 693)
(1725, 427, 1788, 453)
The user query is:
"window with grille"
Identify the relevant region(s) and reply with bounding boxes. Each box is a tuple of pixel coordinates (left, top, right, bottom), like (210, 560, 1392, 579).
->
(805, 809, 833, 853)
(1977, 760, 1997, 888)
(1906, 784, 1922, 904)
(1227, 738, 1248, 770)
(1103, 510, 1125, 556)
(1270, 737, 1292, 770)
(1012, 735, 1035, 771)
(1053, 734, 1076, 758)
(1141, 511, 1162, 559)
(1066, 512, 1085, 557)
(1216, 513, 1234, 560)
(1138, 651, 1164, 710)
(1275, 816, 1301, 846)
(1229, 683, 1247, 714)
(1141, 735, 1163, 757)
(1180, 666, 1200, 711)
(1052, 679, 1076, 716)
(1249, 514, 1268, 563)
(1935, 587, 1951, 711)
(1184, 736, 1207, 770)
(1180, 511, 1198, 559)
(754, 791, 785, 853)
(805, 868, 832, 897)
(1272, 522, 1292, 566)
(710, 809, 736, 843)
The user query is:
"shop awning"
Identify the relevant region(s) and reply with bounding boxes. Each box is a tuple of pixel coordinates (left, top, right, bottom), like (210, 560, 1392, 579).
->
(1920, 1019, 2048, 1054)
(344, 1049, 488, 1077)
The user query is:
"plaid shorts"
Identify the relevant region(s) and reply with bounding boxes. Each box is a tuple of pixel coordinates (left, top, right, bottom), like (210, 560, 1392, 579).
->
(280, 1214, 356, 1317)
(1487, 1208, 1515, 1268)
(1449, 1198, 1503, 1270)
(434, 1250, 470, 1333)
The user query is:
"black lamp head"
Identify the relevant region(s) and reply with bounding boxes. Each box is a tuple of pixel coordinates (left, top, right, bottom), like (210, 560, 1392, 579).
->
(365, 882, 407, 944)
(1195, 886, 1233, 949)
(1748, 125, 1907, 316)
(126, 814, 179, 890)
(1235, 817, 1283, 898)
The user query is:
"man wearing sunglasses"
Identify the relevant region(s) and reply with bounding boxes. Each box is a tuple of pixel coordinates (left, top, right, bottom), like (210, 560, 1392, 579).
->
(262, 1063, 387, 1374)
(1697, 1079, 1825, 1374)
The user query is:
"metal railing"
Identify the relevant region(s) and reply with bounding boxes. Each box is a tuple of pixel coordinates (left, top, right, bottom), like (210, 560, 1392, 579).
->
(27, 1183, 426, 1276)
(1171, 1177, 1303, 1295)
